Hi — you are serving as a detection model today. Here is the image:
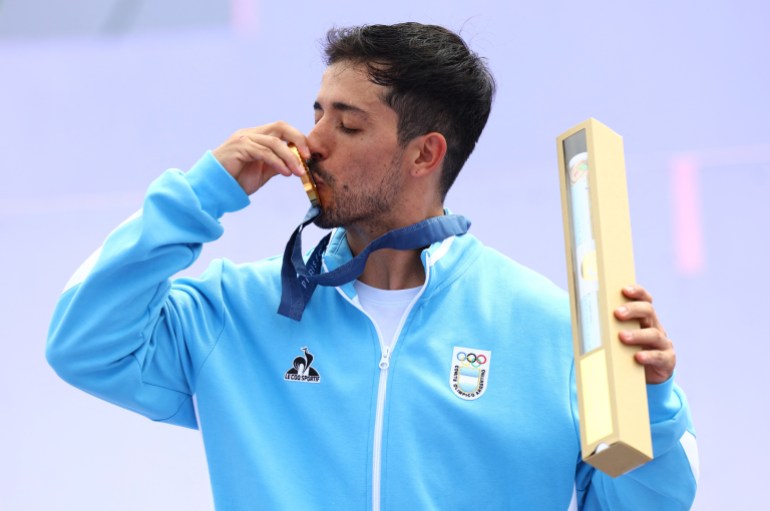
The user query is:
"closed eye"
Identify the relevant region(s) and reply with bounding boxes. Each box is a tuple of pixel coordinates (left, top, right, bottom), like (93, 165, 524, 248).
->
(339, 123, 361, 134)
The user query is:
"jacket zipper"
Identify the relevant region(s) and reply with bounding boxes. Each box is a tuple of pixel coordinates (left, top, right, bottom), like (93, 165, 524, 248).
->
(332, 252, 435, 510)
(333, 294, 394, 511)
(371, 345, 391, 511)
(369, 254, 432, 511)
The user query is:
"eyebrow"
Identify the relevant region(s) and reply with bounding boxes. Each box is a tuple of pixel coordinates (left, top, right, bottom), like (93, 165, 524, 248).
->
(313, 100, 369, 119)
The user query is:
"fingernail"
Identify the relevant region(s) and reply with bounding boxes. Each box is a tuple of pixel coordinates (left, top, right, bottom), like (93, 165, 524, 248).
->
(625, 286, 636, 293)
(617, 306, 628, 315)
(621, 331, 633, 341)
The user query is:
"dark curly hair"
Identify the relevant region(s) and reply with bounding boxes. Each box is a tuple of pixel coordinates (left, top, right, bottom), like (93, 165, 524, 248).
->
(323, 22, 496, 199)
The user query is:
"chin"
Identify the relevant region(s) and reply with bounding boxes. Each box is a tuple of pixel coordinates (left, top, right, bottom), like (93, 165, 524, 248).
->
(312, 212, 341, 230)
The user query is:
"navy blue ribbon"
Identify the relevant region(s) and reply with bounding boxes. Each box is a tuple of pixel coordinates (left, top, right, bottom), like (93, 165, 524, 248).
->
(278, 207, 471, 320)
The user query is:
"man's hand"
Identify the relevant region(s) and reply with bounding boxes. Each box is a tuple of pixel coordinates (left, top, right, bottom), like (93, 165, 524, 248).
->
(212, 122, 310, 195)
(614, 285, 676, 385)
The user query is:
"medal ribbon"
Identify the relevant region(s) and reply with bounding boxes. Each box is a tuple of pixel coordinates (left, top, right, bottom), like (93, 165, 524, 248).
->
(278, 206, 471, 320)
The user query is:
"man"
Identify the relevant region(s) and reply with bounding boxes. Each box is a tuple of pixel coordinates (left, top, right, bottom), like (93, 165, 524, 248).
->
(47, 23, 697, 510)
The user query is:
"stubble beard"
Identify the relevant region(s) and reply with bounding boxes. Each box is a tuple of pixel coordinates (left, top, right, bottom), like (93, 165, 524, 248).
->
(311, 155, 404, 233)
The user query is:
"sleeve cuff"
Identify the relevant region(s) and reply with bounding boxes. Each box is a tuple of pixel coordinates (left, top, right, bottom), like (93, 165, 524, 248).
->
(646, 374, 682, 423)
(185, 151, 250, 218)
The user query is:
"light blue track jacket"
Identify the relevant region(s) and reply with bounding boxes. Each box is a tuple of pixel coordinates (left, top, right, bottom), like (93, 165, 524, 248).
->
(47, 152, 698, 510)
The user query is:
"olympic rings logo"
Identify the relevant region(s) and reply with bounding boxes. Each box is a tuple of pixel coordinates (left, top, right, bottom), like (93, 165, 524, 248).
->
(456, 351, 487, 368)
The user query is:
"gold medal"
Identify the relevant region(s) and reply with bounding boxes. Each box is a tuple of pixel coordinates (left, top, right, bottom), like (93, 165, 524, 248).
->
(288, 143, 320, 208)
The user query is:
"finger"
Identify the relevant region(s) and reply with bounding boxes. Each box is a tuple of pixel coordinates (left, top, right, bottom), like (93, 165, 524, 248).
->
(621, 284, 653, 303)
(235, 132, 306, 177)
(615, 300, 660, 329)
(634, 349, 676, 382)
(253, 134, 308, 176)
(235, 134, 296, 176)
(263, 121, 310, 160)
(240, 131, 309, 177)
(619, 328, 672, 351)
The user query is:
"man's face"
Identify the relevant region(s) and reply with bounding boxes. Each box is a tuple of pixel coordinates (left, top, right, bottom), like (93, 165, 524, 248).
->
(307, 62, 407, 232)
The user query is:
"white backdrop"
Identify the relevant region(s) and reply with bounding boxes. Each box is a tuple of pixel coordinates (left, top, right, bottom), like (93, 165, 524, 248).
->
(1, 1, 768, 509)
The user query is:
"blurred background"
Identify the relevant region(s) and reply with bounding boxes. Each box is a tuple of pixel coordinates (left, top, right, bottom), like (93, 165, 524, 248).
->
(1, 0, 767, 509)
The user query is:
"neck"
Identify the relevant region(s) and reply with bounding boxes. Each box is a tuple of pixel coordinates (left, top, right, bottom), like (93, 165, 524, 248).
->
(345, 206, 444, 290)
(357, 248, 425, 289)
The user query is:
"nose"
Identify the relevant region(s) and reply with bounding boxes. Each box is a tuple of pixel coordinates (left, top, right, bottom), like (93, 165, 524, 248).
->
(306, 119, 329, 163)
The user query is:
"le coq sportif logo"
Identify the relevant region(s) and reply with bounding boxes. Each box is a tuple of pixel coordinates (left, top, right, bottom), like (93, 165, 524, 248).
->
(284, 347, 321, 383)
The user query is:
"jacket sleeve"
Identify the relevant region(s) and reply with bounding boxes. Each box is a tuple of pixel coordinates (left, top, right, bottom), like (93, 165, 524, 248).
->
(46, 152, 250, 429)
(574, 375, 699, 510)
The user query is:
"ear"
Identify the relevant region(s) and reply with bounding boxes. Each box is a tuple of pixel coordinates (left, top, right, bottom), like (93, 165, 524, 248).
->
(409, 132, 447, 178)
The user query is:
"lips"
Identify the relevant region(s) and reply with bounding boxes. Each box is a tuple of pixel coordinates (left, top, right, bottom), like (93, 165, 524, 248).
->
(307, 161, 329, 186)
(310, 171, 325, 186)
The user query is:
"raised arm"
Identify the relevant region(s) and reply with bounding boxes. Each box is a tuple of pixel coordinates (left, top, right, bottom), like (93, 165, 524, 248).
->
(46, 123, 308, 428)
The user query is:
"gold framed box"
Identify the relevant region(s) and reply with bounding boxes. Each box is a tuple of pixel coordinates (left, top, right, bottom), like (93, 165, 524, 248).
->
(556, 118, 653, 477)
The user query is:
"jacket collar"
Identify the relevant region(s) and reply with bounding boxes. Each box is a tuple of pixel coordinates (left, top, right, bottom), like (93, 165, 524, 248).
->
(321, 215, 481, 301)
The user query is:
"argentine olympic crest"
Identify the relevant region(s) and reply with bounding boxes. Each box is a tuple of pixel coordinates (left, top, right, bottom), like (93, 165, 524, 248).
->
(449, 346, 491, 400)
